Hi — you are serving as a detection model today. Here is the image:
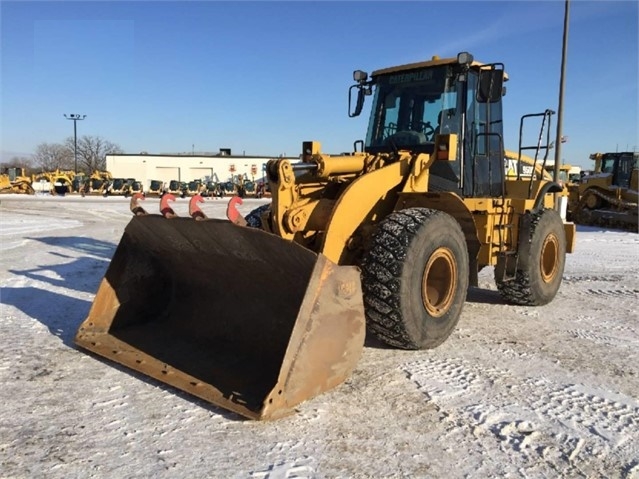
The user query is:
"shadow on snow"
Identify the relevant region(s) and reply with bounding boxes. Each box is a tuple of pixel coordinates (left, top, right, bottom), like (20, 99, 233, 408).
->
(1, 285, 89, 346)
(25, 235, 117, 260)
(3, 235, 115, 341)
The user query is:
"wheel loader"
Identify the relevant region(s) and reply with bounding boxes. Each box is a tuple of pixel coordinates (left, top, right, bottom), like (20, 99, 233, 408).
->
(504, 150, 553, 181)
(571, 151, 638, 230)
(75, 52, 576, 420)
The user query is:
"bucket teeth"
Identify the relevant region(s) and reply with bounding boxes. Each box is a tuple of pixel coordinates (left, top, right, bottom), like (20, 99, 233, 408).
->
(129, 192, 147, 216)
(160, 193, 178, 218)
(189, 194, 208, 220)
(226, 196, 248, 226)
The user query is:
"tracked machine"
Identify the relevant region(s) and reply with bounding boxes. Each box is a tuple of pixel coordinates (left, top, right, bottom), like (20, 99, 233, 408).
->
(0, 167, 34, 194)
(75, 52, 575, 420)
(571, 152, 638, 230)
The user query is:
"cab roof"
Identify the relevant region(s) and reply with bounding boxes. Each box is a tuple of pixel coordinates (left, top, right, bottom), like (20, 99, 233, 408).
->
(371, 55, 508, 79)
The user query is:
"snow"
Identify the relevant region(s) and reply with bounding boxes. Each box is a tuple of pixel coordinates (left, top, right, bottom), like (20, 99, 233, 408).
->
(1, 194, 638, 478)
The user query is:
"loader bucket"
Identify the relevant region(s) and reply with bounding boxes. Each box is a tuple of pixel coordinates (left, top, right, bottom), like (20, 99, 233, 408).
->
(75, 215, 365, 420)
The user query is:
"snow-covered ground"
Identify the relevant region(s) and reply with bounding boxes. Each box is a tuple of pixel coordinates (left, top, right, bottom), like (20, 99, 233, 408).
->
(1, 194, 638, 478)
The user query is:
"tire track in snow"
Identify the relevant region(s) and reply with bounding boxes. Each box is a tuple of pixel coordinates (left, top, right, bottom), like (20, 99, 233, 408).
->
(562, 274, 626, 283)
(567, 329, 637, 348)
(401, 357, 639, 475)
(249, 456, 316, 479)
(579, 287, 639, 298)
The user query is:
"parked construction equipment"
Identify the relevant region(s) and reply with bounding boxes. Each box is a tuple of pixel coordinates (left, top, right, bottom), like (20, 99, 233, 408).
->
(80, 170, 112, 196)
(146, 179, 165, 196)
(0, 167, 34, 194)
(75, 52, 576, 420)
(50, 170, 76, 195)
(504, 150, 553, 180)
(571, 152, 638, 230)
(100, 177, 144, 197)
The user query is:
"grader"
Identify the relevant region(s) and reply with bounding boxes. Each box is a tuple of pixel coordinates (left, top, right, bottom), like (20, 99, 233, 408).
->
(75, 52, 575, 420)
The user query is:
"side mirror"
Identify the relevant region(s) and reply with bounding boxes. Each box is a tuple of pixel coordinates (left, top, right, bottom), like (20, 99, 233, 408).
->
(477, 68, 504, 103)
(348, 84, 370, 118)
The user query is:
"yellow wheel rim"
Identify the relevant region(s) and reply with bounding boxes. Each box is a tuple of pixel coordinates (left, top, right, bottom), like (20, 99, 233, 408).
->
(421, 247, 457, 317)
(540, 233, 559, 283)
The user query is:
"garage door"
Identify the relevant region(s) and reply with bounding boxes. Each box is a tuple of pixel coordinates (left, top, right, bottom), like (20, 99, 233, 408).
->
(154, 167, 180, 183)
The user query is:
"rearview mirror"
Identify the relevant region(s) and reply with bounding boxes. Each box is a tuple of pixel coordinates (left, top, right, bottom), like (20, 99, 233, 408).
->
(477, 68, 504, 103)
(348, 84, 371, 118)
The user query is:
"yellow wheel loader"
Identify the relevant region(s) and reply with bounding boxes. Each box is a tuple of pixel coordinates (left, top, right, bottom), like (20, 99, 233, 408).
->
(75, 52, 576, 420)
(504, 150, 552, 181)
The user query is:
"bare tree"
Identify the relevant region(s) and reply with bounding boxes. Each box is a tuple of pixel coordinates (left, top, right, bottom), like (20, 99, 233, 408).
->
(65, 135, 123, 173)
(0, 156, 34, 171)
(32, 143, 73, 172)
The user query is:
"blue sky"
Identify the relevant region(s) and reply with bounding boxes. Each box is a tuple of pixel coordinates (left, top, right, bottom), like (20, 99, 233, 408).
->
(1, 1, 637, 168)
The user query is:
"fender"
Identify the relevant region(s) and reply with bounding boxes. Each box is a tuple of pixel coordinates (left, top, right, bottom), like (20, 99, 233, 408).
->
(533, 181, 563, 212)
(320, 158, 412, 264)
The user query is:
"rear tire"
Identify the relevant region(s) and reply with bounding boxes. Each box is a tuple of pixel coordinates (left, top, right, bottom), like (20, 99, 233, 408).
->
(361, 208, 469, 350)
(495, 209, 566, 306)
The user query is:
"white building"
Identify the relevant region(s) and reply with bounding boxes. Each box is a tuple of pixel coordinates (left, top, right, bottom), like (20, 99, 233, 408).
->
(105, 150, 297, 187)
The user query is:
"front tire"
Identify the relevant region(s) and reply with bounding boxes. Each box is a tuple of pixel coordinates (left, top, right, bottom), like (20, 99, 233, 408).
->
(245, 203, 271, 228)
(361, 208, 469, 350)
(496, 209, 566, 305)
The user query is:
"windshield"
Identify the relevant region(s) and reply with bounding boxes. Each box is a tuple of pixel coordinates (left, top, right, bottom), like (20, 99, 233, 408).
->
(600, 157, 616, 174)
(365, 65, 460, 151)
(599, 153, 638, 188)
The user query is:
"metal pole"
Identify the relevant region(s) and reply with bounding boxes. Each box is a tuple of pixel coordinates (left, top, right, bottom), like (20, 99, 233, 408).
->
(73, 120, 78, 174)
(554, 0, 570, 184)
(64, 113, 86, 175)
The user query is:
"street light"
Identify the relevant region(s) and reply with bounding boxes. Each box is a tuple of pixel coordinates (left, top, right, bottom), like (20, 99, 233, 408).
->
(553, 0, 570, 216)
(554, 0, 569, 185)
(64, 113, 87, 174)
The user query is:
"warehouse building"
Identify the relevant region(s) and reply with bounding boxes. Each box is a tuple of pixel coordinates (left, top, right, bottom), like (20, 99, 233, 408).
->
(105, 149, 297, 188)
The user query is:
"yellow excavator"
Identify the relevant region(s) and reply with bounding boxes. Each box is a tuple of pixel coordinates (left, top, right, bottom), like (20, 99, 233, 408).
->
(75, 52, 575, 420)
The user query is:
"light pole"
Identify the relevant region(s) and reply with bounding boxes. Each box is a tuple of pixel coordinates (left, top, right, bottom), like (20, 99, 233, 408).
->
(552, 0, 569, 215)
(64, 113, 86, 174)
(554, 0, 569, 184)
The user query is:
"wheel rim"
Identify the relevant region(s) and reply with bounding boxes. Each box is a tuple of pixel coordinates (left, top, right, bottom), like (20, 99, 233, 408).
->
(421, 247, 457, 317)
(540, 233, 559, 283)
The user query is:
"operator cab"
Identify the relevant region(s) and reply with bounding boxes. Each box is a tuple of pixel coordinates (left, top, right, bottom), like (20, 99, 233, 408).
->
(599, 152, 639, 188)
(349, 52, 506, 198)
